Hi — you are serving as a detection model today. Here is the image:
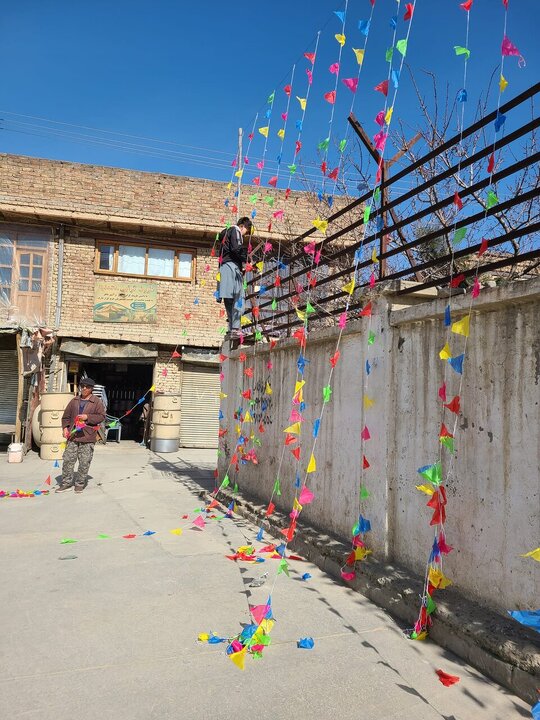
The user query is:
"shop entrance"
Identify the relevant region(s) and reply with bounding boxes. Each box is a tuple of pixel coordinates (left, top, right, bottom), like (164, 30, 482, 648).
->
(66, 359, 154, 442)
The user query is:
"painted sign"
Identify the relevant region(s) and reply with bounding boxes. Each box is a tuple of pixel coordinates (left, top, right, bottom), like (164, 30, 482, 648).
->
(93, 281, 157, 323)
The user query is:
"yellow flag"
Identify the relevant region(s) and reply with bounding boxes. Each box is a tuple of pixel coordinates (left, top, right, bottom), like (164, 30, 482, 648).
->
(293, 498, 303, 512)
(234, 169, 243, 178)
(451, 315, 470, 338)
(240, 315, 250, 326)
(259, 619, 274, 633)
(149, 385, 156, 392)
(170, 528, 183, 536)
(342, 279, 355, 295)
(439, 342, 451, 360)
(294, 380, 305, 394)
(371, 247, 378, 264)
(258, 126, 269, 138)
(385, 106, 394, 125)
(335, 33, 346, 47)
(200, 279, 206, 287)
(227, 182, 232, 190)
(313, 217, 328, 233)
(306, 453, 316, 473)
(296, 96, 307, 111)
(219, 392, 227, 399)
(284, 422, 301, 435)
(229, 645, 247, 670)
(277, 128, 285, 139)
(354, 546, 372, 561)
(244, 410, 253, 422)
(521, 548, 540, 561)
(428, 567, 453, 589)
(352, 48, 364, 65)
(235, 424, 241, 435)
(296, 309, 306, 322)
(412, 631, 428, 641)
(363, 395, 374, 409)
(256, 261, 264, 273)
(198, 633, 209, 642)
(416, 484, 435, 496)
(215, 272, 221, 282)
(499, 74, 508, 93)
(265, 383, 272, 395)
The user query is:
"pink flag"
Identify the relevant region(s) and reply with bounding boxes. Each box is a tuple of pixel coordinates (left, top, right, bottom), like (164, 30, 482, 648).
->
(256, 160, 264, 169)
(361, 425, 371, 440)
(299, 486, 315, 505)
(342, 78, 358, 93)
(471, 277, 481, 298)
(250, 604, 271, 625)
(273, 209, 284, 220)
(369, 271, 376, 288)
(268, 176, 278, 187)
(314, 250, 321, 265)
(324, 91, 336, 104)
(375, 110, 385, 126)
(438, 382, 447, 401)
(281, 112, 288, 121)
(501, 35, 520, 57)
(374, 80, 389, 96)
(373, 130, 388, 151)
(304, 52, 316, 64)
(192, 515, 205, 529)
(306, 69, 313, 85)
(338, 312, 347, 329)
(264, 241, 273, 252)
(295, 140, 302, 155)
(329, 62, 340, 74)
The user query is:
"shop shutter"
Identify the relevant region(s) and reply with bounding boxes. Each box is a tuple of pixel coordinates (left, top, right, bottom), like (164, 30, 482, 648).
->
(0, 335, 18, 426)
(180, 364, 220, 448)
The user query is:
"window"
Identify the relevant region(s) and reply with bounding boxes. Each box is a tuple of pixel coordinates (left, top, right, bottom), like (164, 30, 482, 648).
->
(96, 241, 194, 281)
(0, 226, 49, 318)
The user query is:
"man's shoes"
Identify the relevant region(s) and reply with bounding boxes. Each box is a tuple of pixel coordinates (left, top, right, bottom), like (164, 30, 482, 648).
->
(55, 484, 73, 493)
(74, 485, 86, 494)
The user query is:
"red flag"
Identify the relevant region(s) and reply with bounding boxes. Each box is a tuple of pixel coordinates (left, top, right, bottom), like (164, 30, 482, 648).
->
(295, 141, 302, 155)
(460, 0, 473, 10)
(328, 167, 339, 180)
(362, 455, 370, 470)
(487, 152, 495, 173)
(252, 305, 260, 318)
(304, 52, 316, 64)
(449, 274, 465, 288)
(324, 91, 336, 105)
(284, 434, 297, 446)
(374, 80, 389, 97)
(268, 176, 278, 188)
(241, 389, 251, 400)
(436, 669, 460, 687)
(360, 301, 372, 317)
(265, 502, 275, 517)
(171, 350, 181, 359)
(244, 367, 254, 378)
(219, 353, 228, 362)
(258, 423, 265, 434)
(274, 275, 282, 287)
(269, 340, 277, 349)
(284, 84, 291, 96)
(231, 454, 238, 464)
(45, 475, 51, 486)
(329, 351, 341, 368)
(285, 188, 291, 200)
(207, 499, 219, 510)
(238, 352, 247, 362)
(375, 162, 383, 184)
(320, 161, 327, 175)
(444, 396, 461, 414)
(478, 237, 489, 256)
(438, 382, 447, 402)
(453, 191, 463, 210)
(439, 423, 453, 438)
(404, 3, 414, 20)
(291, 446, 301, 461)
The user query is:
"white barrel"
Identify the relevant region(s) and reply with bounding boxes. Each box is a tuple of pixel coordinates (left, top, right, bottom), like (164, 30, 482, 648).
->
(150, 394, 181, 453)
(39, 392, 73, 460)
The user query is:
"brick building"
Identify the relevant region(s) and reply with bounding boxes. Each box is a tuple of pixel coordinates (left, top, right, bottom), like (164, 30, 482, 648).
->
(0, 153, 315, 448)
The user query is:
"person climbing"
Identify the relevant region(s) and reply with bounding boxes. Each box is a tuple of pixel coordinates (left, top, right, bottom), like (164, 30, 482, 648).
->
(216, 216, 252, 337)
(56, 378, 106, 493)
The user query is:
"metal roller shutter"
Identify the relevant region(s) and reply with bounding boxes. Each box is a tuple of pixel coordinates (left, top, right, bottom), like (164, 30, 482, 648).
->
(0, 335, 18, 426)
(180, 364, 220, 448)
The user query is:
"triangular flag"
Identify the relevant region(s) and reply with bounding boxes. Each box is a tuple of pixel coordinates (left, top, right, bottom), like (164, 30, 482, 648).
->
(306, 454, 316, 473)
(451, 315, 470, 337)
(229, 645, 247, 670)
(342, 279, 355, 295)
(439, 343, 452, 360)
(299, 486, 315, 505)
(352, 48, 364, 65)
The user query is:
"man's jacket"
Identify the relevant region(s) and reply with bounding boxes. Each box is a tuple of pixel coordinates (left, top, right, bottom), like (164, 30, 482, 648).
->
(62, 395, 106, 444)
(220, 226, 247, 271)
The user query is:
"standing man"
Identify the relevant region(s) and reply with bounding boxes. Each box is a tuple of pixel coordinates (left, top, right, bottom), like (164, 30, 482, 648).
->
(56, 378, 106, 493)
(216, 217, 252, 337)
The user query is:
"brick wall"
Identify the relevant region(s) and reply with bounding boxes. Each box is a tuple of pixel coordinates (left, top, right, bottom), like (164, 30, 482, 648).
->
(154, 350, 183, 394)
(51, 230, 224, 347)
(0, 153, 322, 239)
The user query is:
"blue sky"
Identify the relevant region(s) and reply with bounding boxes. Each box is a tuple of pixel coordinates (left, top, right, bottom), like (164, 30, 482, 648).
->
(0, 0, 537, 194)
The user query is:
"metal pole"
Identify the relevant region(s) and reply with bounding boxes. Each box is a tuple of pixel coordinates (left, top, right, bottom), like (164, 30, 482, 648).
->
(236, 127, 243, 222)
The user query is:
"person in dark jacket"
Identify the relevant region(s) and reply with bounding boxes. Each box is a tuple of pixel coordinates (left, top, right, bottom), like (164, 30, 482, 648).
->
(216, 217, 252, 336)
(56, 378, 106, 493)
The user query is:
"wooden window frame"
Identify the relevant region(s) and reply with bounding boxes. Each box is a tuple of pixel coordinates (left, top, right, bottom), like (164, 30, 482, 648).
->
(94, 240, 195, 282)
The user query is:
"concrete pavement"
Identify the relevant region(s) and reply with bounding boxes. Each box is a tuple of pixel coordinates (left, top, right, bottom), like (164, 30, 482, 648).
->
(0, 444, 532, 720)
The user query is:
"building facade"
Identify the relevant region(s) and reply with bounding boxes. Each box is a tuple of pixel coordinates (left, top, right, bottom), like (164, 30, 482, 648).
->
(0, 153, 315, 449)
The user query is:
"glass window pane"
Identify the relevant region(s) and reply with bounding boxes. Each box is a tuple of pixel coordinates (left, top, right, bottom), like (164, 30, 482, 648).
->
(99, 245, 114, 271)
(0, 240, 14, 266)
(20, 265, 29, 278)
(0, 267, 12, 285)
(118, 245, 145, 275)
(17, 233, 48, 248)
(18, 279, 29, 292)
(147, 248, 174, 277)
(31, 281, 42, 292)
(20, 253, 30, 265)
(33, 255, 43, 266)
(32, 267, 42, 279)
(177, 252, 192, 278)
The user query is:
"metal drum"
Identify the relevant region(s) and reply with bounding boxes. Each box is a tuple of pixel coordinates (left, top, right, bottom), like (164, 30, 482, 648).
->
(150, 394, 181, 453)
(38, 392, 73, 460)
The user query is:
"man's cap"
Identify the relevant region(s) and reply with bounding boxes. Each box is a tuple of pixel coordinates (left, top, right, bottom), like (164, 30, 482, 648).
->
(80, 378, 96, 388)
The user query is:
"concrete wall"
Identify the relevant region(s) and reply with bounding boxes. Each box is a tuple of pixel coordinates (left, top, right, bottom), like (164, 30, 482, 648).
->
(219, 277, 540, 612)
